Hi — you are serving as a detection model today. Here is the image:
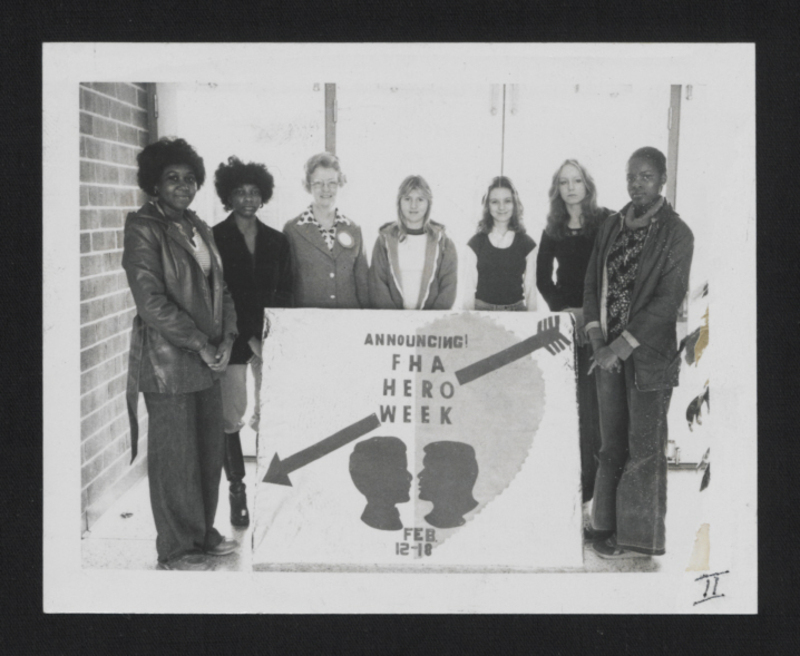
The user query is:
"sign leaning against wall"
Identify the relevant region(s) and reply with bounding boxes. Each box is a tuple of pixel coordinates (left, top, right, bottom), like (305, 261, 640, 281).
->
(252, 309, 583, 571)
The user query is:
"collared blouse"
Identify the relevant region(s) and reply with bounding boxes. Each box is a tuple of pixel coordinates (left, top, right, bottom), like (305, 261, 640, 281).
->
(283, 206, 369, 308)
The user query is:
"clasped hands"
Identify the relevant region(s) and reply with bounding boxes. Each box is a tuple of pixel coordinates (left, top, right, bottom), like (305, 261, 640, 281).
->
(199, 337, 234, 372)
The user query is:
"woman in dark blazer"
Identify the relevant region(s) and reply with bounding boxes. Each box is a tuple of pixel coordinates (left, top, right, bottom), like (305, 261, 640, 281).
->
(536, 159, 612, 505)
(123, 138, 239, 571)
(583, 146, 694, 560)
(212, 156, 293, 528)
(283, 152, 369, 308)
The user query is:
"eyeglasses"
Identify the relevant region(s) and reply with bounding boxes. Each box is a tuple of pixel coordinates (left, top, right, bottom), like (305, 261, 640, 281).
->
(310, 180, 339, 190)
(626, 172, 658, 184)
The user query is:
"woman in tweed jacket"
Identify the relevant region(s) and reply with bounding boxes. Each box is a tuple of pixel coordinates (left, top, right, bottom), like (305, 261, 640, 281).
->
(283, 152, 369, 308)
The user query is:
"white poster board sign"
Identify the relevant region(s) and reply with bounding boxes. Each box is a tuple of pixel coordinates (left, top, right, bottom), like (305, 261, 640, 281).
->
(253, 309, 583, 571)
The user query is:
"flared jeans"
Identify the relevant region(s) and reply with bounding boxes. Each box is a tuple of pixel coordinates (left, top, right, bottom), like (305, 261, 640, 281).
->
(590, 357, 672, 555)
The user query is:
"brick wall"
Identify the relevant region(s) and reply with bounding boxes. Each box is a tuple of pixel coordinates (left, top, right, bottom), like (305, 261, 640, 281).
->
(80, 83, 155, 532)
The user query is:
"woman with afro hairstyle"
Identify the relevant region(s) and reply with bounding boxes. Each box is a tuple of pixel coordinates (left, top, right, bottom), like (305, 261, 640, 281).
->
(283, 152, 369, 308)
(536, 159, 612, 505)
(463, 176, 537, 311)
(122, 137, 239, 570)
(212, 156, 293, 528)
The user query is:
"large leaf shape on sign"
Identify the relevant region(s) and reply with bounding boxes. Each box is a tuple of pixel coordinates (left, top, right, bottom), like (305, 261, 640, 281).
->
(412, 313, 546, 548)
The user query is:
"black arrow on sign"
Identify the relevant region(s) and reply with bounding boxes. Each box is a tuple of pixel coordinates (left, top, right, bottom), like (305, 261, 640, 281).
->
(455, 315, 571, 386)
(263, 413, 382, 486)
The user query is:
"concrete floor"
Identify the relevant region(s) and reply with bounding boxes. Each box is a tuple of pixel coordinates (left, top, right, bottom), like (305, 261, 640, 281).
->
(81, 368, 261, 572)
(81, 458, 257, 572)
(82, 463, 710, 575)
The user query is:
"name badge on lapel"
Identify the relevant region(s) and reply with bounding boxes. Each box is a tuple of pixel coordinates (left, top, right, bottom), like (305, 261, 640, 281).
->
(337, 231, 355, 249)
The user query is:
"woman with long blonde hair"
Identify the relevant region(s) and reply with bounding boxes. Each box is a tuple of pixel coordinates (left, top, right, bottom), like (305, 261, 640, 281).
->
(369, 175, 458, 309)
(537, 159, 612, 506)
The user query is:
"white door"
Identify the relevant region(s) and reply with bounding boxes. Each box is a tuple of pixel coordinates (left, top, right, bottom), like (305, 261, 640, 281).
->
(335, 83, 503, 308)
(156, 82, 326, 232)
(663, 84, 713, 466)
(156, 82, 326, 456)
(502, 83, 672, 273)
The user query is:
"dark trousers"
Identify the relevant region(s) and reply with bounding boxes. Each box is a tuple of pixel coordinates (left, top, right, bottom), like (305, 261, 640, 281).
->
(591, 357, 671, 555)
(576, 343, 602, 503)
(143, 381, 225, 562)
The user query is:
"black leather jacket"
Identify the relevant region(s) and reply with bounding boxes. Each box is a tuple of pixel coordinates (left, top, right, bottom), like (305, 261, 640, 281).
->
(122, 201, 237, 461)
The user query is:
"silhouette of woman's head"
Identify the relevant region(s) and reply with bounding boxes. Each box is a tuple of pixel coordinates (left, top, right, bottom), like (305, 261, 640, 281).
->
(349, 436, 413, 530)
(418, 441, 479, 529)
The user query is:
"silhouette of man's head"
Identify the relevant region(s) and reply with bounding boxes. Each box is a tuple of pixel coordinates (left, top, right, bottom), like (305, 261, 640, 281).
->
(350, 436, 413, 530)
(418, 441, 479, 529)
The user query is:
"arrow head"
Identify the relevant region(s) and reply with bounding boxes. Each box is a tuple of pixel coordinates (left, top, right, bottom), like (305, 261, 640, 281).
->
(263, 453, 292, 486)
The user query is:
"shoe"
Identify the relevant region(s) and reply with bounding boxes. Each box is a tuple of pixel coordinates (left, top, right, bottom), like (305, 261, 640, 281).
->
(224, 432, 250, 527)
(205, 537, 239, 556)
(230, 488, 250, 528)
(583, 526, 614, 542)
(592, 536, 651, 560)
(157, 553, 212, 571)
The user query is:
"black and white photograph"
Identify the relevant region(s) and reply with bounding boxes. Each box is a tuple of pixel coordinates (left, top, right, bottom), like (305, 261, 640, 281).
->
(42, 43, 756, 613)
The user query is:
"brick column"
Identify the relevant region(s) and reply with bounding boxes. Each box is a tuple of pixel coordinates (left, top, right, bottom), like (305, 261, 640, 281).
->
(79, 83, 154, 531)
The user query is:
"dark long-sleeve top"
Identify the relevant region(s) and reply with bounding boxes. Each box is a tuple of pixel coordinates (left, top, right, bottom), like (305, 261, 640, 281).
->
(536, 208, 611, 312)
(213, 214, 293, 364)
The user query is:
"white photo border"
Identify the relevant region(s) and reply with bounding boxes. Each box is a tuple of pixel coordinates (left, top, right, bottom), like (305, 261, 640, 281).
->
(43, 42, 756, 613)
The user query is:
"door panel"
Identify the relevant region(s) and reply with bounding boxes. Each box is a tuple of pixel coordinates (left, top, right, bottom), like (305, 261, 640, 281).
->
(156, 82, 325, 232)
(503, 84, 671, 301)
(336, 84, 503, 307)
(665, 83, 712, 465)
(672, 84, 710, 289)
